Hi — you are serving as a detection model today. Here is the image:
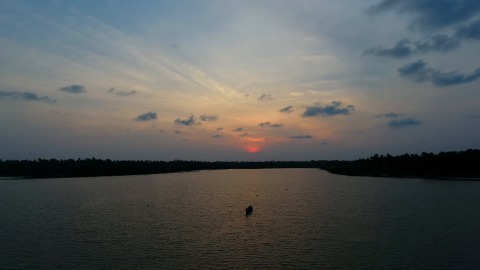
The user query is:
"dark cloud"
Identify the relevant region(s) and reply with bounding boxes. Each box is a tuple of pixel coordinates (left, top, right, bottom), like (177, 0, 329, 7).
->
(365, 1, 480, 60)
(398, 60, 480, 86)
(233, 127, 244, 132)
(367, 0, 480, 31)
(59, 84, 86, 94)
(216, 127, 224, 131)
(258, 94, 273, 101)
(211, 134, 223, 138)
(415, 34, 461, 52)
(385, 112, 400, 117)
(375, 112, 400, 118)
(0, 91, 56, 103)
(108, 88, 137, 96)
(174, 115, 199, 126)
(302, 101, 354, 117)
(363, 20, 480, 58)
(363, 39, 416, 58)
(135, 111, 157, 122)
(279, 105, 294, 113)
(457, 18, 480, 40)
(388, 118, 422, 128)
(363, 35, 461, 58)
(259, 122, 284, 128)
(239, 133, 250, 137)
(290, 135, 312, 139)
(200, 114, 218, 122)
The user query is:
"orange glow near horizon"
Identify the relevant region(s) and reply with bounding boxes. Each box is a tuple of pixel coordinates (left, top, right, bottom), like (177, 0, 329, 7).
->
(245, 145, 261, 153)
(239, 136, 265, 153)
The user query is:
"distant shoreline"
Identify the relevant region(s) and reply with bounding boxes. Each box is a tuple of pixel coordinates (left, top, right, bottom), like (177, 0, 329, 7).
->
(1, 149, 479, 180)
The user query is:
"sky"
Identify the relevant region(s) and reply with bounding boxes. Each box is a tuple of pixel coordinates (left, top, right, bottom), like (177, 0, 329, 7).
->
(1, 0, 479, 161)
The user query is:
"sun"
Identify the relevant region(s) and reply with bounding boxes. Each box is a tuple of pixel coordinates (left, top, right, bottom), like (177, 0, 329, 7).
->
(245, 145, 261, 153)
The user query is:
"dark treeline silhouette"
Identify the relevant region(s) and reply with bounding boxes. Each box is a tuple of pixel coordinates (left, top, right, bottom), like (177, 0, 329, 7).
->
(0, 158, 316, 179)
(0, 149, 479, 179)
(319, 149, 480, 179)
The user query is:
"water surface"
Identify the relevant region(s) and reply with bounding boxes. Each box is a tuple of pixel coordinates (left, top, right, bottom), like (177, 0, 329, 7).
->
(1, 169, 479, 269)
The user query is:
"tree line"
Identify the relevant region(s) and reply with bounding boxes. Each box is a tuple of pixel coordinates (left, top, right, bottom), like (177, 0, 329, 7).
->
(0, 149, 478, 179)
(318, 149, 480, 179)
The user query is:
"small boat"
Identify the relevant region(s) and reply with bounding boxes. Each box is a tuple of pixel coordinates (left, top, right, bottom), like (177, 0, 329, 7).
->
(245, 205, 253, 215)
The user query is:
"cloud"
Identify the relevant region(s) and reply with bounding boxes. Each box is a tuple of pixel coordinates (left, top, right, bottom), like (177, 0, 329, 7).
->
(364, 2, 480, 59)
(457, 18, 480, 40)
(216, 127, 224, 131)
(258, 93, 273, 102)
(388, 118, 422, 128)
(239, 132, 250, 137)
(363, 35, 461, 58)
(375, 112, 400, 118)
(302, 101, 354, 117)
(174, 115, 199, 126)
(363, 19, 480, 59)
(363, 39, 416, 59)
(290, 135, 312, 139)
(200, 114, 218, 122)
(59, 84, 86, 94)
(0, 91, 56, 103)
(367, 0, 480, 31)
(398, 60, 480, 86)
(108, 88, 138, 96)
(135, 111, 157, 122)
(279, 105, 294, 113)
(233, 127, 244, 132)
(259, 121, 284, 128)
(211, 134, 223, 138)
(415, 34, 462, 53)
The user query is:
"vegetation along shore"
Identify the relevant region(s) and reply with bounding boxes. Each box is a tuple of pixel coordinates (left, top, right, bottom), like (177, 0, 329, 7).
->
(0, 149, 478, 180)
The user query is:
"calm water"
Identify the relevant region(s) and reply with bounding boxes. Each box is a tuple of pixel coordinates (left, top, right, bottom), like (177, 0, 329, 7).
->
(1, 169, 480, 269)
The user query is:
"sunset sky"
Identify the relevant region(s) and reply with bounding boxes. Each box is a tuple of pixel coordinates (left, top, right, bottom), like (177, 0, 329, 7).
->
(1, 0, 479, 161)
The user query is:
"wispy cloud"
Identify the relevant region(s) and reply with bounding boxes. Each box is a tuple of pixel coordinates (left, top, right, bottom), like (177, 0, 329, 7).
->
(135, 111, 157, 122)
(388, 118, 422, 128)
(59, 84, 86, 94)
(302, 101, 354, 117)
(290, 135, 312, 139)
(398, 60, 480, 86)
(375, 112, 400, 118)
(211, 134, 223, 138)
(0, 91, 56, 103)
(174, 115, 199, 126)
(279, 105, 294, 113)
(200, 114, 218, 122)
(258, 94, 273, 102)
(233, 127, 244, 132)
(108, 88, 138, 96)
(259, 122, 283, 128)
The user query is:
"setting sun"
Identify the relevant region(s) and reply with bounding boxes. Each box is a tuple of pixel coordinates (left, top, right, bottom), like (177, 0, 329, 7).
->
(245, 145, 261, 153)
